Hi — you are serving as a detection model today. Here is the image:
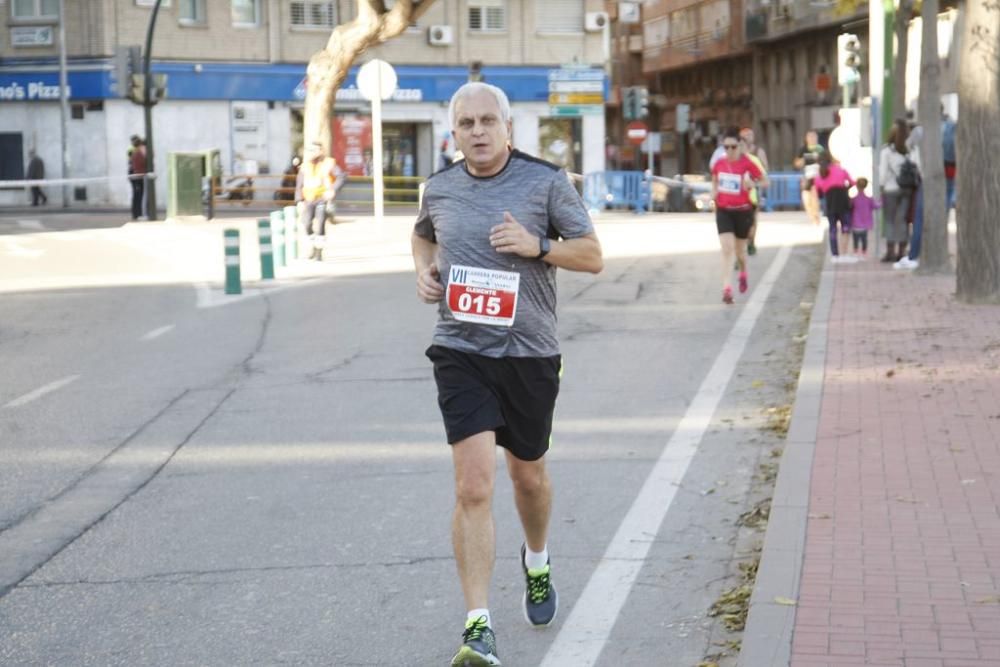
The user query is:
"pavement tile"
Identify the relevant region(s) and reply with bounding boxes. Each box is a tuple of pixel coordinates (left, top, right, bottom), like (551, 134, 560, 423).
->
(774, 258, 1000, 666)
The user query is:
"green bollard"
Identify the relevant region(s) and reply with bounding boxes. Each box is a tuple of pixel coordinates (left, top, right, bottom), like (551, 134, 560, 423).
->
(283, 205, 297, 261)
(270, 210, 285, 267)
(224, 229, 241, 295)
(258, 218, 275, 280)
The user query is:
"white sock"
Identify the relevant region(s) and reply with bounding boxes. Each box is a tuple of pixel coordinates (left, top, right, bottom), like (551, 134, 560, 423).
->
(524, 544, 549, 570)
(467, 609, 491, 628)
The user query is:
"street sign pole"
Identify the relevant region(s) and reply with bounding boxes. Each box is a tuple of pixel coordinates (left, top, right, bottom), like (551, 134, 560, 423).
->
(372, 75, 384, 222)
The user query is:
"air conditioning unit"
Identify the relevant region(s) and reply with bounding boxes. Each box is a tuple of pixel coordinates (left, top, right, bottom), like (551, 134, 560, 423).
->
(428, 25, 453, 46)
(584, 11, 609, 32)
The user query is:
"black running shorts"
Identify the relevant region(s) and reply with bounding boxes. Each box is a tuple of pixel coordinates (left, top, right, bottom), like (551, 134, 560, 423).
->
(426, 345, 561, 462)
(715, 207, 754, 239)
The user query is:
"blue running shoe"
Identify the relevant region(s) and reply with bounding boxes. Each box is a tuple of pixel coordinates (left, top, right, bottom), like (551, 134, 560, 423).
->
(521, 544, 558, 627)
(451, 616, 500, 666)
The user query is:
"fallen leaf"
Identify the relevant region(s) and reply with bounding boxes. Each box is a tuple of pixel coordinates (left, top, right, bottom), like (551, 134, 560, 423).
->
(808, 513, 832, 519)
(976, 596, 1000, 604)
(751, 380, 765, 388)
(774, 596, 797, 606)
(886, 369, 896, 378)
(895, 496, 920, 503)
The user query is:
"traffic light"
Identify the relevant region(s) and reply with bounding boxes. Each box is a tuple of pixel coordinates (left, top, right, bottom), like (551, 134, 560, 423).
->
(622, 86, 636, 120)
(113, 45, 142, 99)
(837, 33, 861, 85)
(636, 86, 649, 119)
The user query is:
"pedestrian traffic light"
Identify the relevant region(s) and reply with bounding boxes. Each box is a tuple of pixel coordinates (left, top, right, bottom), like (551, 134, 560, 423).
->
(837, 33, 861, 85)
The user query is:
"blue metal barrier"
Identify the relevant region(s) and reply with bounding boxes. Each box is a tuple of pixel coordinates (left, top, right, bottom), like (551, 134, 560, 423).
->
(762, 172, 803, 211)
(583, 171, 651, 213)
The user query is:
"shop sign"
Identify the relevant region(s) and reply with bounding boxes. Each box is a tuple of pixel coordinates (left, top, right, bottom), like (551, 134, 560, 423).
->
(0, 81, 70, 101)
(11, 26, 54, 47)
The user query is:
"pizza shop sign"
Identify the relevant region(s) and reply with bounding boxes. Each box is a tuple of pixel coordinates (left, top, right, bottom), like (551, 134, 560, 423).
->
(0, 81, 70, 101)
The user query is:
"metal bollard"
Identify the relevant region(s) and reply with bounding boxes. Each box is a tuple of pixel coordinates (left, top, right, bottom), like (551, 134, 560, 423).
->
(283, 205, 297, 261)
(224, 229, 241, 295)
(258, 218, 275, 280)
(270, 210, 285, 267)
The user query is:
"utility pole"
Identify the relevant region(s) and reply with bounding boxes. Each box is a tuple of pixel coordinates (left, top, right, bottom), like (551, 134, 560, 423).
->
(57, 0, 70, 208)
(142, 0, 164, 220)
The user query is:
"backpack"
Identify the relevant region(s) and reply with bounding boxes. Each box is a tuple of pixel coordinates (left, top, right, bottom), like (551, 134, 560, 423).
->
(896, 157, 921, 191)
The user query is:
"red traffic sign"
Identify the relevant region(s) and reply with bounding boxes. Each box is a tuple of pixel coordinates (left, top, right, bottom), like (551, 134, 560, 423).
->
(626, 121, 648, 145)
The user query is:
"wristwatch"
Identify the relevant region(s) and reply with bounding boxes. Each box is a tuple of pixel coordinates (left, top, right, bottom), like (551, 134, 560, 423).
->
(537, 236, 551, 259)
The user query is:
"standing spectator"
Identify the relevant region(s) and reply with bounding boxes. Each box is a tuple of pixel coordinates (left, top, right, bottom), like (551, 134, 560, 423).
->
(878, 119, 916, 262)
(793, 130, 825, 226)
(813, 155, 856, 263)
(295, 142, 343, 261)
(711, 126, 768, 304)
(897, 105, 956, 270)
(941, 107, 957, 211)
(850, 177, 880, 259)
(739, 128, 769, 256)
(26, 150, 47, 206)
(130, 136, 147, 220)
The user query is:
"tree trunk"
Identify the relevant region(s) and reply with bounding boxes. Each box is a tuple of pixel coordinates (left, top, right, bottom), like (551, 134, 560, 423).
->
(916, 0, 949, 273)
(892, 0, 916, 120)
(956, 0, 1000, 302)
(303, 0, 437, 155)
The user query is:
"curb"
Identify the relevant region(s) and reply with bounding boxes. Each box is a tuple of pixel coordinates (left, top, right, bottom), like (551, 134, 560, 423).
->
(738, 248, 834, 667)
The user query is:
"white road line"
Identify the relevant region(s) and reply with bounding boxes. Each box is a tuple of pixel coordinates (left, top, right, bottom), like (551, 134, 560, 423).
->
(3, 375, 81, 409)
(541, 243, 794, 667)
(140, 324, 175, 341)
(16, 220, 45, 231)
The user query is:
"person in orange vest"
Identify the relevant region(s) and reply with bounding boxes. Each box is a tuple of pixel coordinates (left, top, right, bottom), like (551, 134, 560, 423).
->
(295, 142, 343, 261)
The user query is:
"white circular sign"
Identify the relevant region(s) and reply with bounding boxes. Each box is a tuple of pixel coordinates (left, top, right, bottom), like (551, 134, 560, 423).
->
(357, 59, 397, 102)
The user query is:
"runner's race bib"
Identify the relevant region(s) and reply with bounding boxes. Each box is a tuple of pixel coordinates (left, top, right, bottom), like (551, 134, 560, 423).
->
(718, 172, 742, 195)
(446, 265, 520, 327)
(804, 164, 820, 180)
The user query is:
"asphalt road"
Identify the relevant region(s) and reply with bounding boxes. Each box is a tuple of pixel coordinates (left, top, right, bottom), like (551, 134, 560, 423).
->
(0, 209, 822, 666)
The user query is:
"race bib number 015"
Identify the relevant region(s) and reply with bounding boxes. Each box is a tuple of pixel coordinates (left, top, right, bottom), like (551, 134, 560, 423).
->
(446, 265, 520, 327)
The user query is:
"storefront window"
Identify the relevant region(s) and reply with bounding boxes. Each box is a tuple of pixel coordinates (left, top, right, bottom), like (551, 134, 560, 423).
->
(539, 118, 581, 174)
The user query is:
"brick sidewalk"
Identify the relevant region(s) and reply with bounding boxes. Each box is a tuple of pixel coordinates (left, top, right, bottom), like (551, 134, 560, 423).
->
(791, 260, 1000, 666)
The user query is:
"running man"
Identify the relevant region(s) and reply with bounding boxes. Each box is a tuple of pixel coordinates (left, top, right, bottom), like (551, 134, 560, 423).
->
(412, 81, 603, 666)
(711, 127, 768, 305)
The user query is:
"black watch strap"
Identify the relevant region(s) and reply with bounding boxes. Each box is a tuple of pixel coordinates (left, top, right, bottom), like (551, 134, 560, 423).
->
(537, 236, 551, 259)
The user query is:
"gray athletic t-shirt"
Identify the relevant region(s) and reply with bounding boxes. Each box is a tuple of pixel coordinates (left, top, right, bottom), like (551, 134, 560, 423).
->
(414, 149, 594, 358)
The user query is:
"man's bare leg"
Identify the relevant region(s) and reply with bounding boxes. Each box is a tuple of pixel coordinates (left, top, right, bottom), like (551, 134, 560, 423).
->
(505, 451, 552, 553)
(451, 431, 497, 612)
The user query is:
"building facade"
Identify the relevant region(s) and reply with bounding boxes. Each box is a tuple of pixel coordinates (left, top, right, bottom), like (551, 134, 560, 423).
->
(0, 0, 610, 208)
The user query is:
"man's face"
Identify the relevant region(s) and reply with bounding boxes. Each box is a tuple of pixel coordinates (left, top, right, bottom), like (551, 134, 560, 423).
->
(806, 131, 818, 146)
(452, 90, 511, 177)
(741, 130, 755, 145)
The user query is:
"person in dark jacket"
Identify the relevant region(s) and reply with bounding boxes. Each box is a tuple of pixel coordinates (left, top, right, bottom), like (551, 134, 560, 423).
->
(26, 150, 47, 206)
(130, 136, 147, 219)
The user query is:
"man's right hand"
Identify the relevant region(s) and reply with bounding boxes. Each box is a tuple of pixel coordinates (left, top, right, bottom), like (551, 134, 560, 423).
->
(416, 263, 444, 303)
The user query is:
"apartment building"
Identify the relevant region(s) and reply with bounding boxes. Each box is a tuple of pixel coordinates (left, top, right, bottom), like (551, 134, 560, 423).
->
(0, 0, 609, 208)
(608, 0, 868, 174)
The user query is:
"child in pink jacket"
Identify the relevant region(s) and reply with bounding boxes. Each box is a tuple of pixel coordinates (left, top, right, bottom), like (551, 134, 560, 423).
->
(850, 177, 880, 258)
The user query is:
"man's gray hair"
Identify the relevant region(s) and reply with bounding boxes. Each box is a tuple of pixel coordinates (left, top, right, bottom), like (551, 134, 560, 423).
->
(448, 82, 512, 129)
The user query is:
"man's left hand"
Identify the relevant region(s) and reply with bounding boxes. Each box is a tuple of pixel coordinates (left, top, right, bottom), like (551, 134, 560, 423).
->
(490, 212, 539, 258)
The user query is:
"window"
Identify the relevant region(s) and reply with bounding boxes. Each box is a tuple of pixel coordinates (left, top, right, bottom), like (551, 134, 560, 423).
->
(535, 0, 582, 33)
(469, 0, 505, 32)
(179, 0, 207, 24)
(12, 0, 59, 19)
(291, 1, 337, 28)
(232, 0, 259, 25)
